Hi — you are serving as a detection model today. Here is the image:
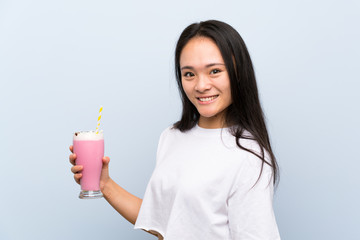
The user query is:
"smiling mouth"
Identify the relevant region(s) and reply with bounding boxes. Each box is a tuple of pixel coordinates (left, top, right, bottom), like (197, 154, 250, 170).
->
(197, 95, 219, 102)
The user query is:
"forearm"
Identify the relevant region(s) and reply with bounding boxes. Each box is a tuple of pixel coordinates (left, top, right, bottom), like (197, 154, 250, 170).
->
(101, 178, 142, 225)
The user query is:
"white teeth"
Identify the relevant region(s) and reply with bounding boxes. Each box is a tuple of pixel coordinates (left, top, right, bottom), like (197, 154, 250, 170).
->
(199, 96, 217, 102)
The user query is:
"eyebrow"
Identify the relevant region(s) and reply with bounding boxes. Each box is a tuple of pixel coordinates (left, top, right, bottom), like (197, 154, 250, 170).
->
(180, 63, 225, 71)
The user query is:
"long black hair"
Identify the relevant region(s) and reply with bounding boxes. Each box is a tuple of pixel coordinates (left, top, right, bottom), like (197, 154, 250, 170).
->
(173, 20, 279, 186)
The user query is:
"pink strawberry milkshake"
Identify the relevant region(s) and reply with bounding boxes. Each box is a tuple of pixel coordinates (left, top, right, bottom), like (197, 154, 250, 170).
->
(73, 131, 104, 199)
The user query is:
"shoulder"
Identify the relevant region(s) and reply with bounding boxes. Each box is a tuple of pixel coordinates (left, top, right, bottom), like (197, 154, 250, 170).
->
(157, 125, 183, 148)
(159, 124, 198, 140)
(158, 125, 181, 140)
(229, 143, 274, 195)
(234, 130, 273, 171)
(228, 134, 274, 190)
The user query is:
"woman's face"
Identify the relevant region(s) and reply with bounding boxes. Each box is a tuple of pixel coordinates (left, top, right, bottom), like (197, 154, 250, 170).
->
(180, 37, 232, 129)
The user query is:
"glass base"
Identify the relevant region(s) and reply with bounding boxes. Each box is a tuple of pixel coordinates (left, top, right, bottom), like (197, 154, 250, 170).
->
(79, 190, 103, 199)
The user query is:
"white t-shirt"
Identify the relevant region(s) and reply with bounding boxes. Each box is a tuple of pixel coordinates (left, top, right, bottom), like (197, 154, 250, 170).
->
(134, 125, 281, 240)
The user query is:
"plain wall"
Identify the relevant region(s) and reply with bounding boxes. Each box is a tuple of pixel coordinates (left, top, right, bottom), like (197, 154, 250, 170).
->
(1, 0, 359, 239)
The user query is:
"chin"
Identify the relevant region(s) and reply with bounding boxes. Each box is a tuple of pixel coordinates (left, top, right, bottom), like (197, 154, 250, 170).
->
(198, 111, 218, 118)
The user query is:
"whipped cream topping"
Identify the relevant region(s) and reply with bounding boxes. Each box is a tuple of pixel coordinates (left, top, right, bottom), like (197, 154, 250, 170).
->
(73, 130, 104, 140)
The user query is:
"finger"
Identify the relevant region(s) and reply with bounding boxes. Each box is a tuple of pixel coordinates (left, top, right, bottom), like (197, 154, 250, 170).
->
(101, 156, 110, 178)
(69, 145, 73, 153)
(71, 165, 83, 174)
(102, 156, 110, 171)
(69, 153, 77, 165)
(103, 156, 110, 164)
(74, 173, 82, 185)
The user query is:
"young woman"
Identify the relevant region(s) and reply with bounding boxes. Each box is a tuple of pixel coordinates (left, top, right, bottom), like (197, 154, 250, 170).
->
(70, 20, 281, 239)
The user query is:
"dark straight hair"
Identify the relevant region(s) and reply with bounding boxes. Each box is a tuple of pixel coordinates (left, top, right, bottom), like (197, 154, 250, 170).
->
(173, 20, 279, 186)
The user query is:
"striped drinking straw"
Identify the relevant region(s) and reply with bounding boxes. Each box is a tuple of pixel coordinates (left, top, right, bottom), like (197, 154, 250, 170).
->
(95, 106, 103, 134)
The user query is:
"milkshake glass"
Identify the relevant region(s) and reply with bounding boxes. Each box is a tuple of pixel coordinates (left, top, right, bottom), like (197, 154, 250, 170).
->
(73, 131, 104, 199)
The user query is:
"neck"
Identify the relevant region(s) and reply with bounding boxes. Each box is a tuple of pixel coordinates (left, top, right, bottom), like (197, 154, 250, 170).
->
(198, 115, 227, 129)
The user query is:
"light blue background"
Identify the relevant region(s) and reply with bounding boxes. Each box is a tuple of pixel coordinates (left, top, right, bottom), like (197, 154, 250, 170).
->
(1, 0, 359, 239)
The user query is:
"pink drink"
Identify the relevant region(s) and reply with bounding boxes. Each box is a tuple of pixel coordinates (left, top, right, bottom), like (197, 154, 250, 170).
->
(73, 131, 104, 199)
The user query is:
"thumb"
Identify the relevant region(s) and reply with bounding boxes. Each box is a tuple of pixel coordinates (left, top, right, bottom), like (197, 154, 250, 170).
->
(102, 156, 110, 175)
(102, 156, 110, 165)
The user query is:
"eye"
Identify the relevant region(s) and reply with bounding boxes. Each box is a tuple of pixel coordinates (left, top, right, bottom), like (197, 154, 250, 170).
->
(183, 72, 195, 78)
(210, 69, 221, 74)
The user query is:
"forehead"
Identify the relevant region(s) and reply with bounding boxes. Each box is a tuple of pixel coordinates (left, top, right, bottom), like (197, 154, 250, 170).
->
(179, 37, 224, 67)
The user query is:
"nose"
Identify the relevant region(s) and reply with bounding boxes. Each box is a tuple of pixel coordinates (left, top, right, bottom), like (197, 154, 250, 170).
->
(194, 75, 211, 92)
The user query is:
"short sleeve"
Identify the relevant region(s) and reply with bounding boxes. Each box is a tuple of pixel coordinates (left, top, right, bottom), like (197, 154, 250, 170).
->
(227, 162, 281, 240)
